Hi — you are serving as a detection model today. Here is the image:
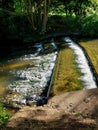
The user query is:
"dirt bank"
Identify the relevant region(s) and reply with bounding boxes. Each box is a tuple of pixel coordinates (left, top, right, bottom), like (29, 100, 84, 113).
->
(1, 88, 98, 130)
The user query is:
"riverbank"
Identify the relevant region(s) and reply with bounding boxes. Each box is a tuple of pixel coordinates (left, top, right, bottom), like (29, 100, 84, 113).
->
(1, 88, 98, 130)
(0, 37, 98, 129)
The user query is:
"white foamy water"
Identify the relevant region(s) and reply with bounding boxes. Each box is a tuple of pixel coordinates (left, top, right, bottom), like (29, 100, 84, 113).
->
(6, 42, 58, 106)
(51, 38, 58, 50)
(64, 37, 97, 89)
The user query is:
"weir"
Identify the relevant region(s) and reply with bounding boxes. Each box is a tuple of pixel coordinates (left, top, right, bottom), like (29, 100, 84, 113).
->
(64, 37, 98, 89)
(1, 36, 98, 109)
(2, 41, 58, 108)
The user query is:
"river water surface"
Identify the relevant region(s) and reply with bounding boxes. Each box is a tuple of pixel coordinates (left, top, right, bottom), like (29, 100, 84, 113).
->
(0, 38, 98, 109)
(0, 41, 58, 108)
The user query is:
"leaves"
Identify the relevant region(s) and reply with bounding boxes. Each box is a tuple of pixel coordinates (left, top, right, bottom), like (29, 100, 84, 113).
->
(0, 104, 11, 125)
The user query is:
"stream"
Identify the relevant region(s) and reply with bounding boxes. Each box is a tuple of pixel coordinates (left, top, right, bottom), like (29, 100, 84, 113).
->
(0, 41, 58, 109)
(0, 37, 98, 109)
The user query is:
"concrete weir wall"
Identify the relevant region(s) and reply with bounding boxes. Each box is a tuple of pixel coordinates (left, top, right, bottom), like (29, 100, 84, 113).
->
(37, 40, 58, 106)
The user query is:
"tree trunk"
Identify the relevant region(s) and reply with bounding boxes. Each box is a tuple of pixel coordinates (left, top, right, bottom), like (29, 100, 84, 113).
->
(42, 0, 50, 32)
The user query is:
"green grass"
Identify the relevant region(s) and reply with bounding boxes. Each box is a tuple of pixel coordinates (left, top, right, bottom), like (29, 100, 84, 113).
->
(51, 42, 84, 95)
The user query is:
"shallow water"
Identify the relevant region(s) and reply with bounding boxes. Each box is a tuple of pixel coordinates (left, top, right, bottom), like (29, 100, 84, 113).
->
(0, 41, 58, 109)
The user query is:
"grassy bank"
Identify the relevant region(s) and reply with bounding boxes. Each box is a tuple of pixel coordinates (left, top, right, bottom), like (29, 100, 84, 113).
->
(79, 39, 98, 73)
(51, 41, 83, 95)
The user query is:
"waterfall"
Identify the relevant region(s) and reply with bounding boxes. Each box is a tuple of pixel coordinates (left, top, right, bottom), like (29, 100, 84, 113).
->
(64, 37, 97, 89)
(4, 41, 58, 108)
(51, 38, 58, 50)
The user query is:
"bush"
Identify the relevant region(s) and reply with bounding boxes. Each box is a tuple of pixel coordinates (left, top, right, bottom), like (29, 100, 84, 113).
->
(47, 14, 98, 37)
(0, 104, 11, 125)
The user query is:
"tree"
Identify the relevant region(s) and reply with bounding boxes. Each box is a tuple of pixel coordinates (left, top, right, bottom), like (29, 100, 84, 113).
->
(0, 0, 14, 15)
(58, 0, 93, 17)
(21, 0, 50, 33)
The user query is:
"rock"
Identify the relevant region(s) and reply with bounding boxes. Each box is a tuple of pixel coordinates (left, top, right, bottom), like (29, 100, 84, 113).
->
(27, 100, 37, 106)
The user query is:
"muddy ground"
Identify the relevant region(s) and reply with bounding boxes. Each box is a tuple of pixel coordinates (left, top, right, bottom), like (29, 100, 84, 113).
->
(1, 88, 98, 130)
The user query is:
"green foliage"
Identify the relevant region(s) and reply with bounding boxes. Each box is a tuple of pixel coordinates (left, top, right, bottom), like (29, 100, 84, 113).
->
(79, 14, 98, 35)
(0, 0, 98, 41)
(14, 0, 25, 14)
(0, 104, 11, 125)
(75, 112, 88, 119)
(47, 14, 98, 37)
(50, 0, 94, 16)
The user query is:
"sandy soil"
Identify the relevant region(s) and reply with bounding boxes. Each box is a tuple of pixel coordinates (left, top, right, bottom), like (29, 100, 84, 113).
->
(1, 88, 98, 130)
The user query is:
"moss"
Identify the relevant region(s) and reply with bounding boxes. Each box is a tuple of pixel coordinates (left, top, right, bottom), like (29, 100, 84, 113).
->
(51, 42, 84, 95)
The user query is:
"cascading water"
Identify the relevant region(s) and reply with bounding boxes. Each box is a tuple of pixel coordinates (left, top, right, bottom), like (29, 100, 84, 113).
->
(64, 37, 97, 89)
(51, 38, 58, 50)
(3, 41, 58, 108)
(2, 36, 97, 109)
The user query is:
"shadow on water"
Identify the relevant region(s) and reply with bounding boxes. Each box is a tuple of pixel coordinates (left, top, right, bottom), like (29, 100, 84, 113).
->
(0, 33, 97, 61)
(0, 33, 76, 61)
(0, 38, 38, 62)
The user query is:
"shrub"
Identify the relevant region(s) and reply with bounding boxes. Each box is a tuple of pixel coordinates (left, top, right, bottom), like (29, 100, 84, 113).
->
(0, 104, 11, 125)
